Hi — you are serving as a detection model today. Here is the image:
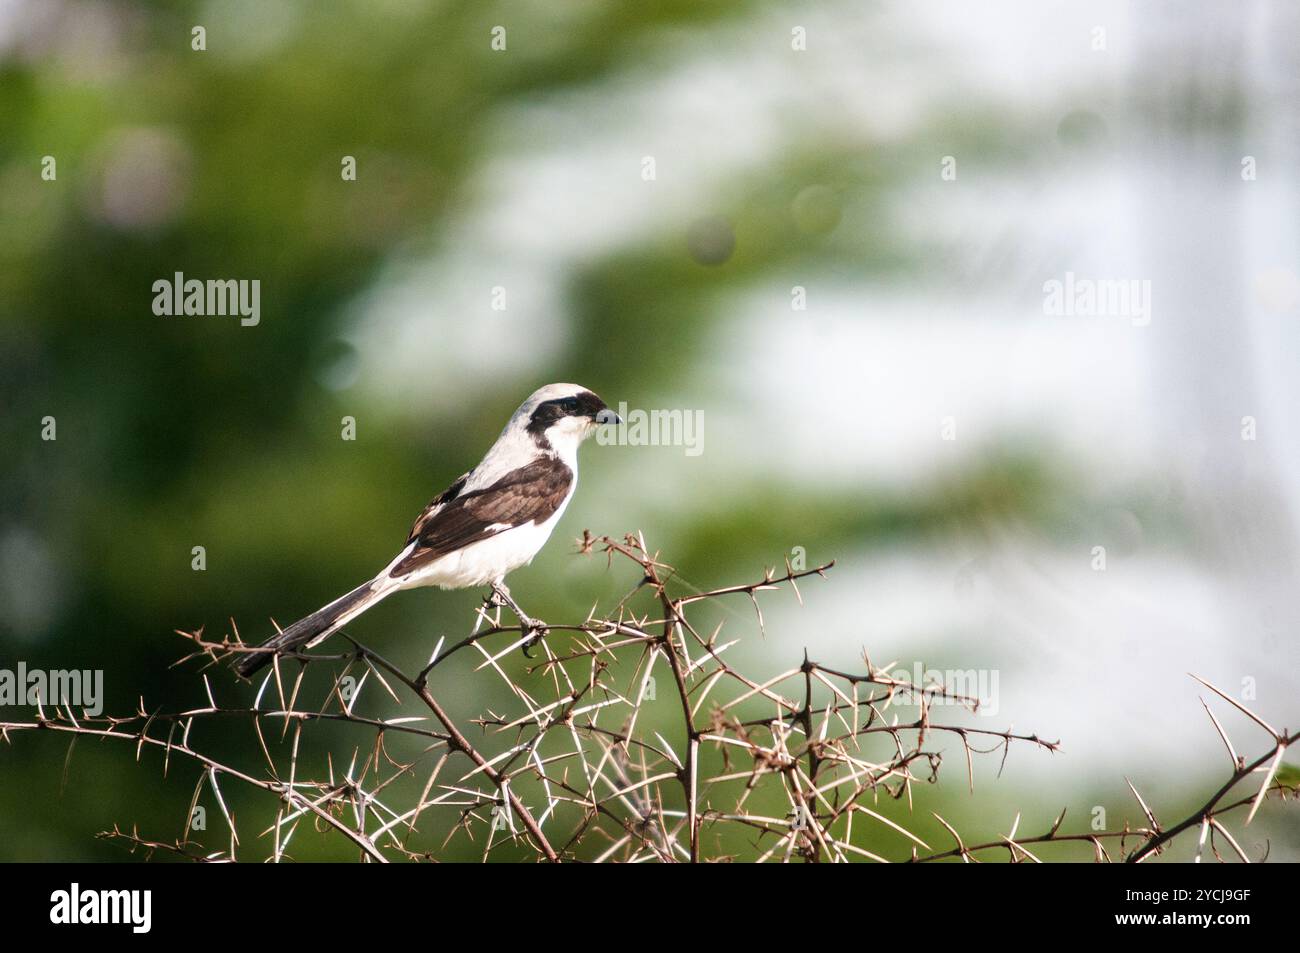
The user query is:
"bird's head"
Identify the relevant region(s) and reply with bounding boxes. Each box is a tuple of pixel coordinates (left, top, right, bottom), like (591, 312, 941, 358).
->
(519, 382, 620, 452)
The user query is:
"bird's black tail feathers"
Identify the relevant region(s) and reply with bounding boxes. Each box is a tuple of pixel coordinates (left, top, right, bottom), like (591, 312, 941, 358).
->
(235, 580, 386, 678)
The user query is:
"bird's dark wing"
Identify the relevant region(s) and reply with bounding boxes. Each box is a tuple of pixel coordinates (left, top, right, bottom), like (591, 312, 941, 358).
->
(406, 470, 472, 544)
(390, 457, 573, 579)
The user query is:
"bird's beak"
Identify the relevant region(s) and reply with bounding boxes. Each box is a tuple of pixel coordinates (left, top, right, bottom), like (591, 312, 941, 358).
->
(595, 407, 622, 426)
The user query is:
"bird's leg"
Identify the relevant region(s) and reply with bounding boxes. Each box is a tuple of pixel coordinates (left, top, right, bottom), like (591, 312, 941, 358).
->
(489, 581, 548, 657)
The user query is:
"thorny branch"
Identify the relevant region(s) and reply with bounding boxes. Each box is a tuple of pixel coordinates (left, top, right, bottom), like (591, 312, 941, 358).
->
(1, 532, 1295, 862)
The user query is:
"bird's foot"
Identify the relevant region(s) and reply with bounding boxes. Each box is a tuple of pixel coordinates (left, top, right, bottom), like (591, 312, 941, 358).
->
(489, 582, 548, 656)
(474, 592, 503, 633)
(520, 621, 549, 658)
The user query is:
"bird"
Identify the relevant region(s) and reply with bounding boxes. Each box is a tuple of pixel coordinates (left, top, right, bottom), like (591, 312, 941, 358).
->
(234, 383, 618, 678)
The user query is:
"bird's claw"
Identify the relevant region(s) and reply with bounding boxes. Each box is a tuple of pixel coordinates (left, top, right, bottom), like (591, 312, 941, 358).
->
(520, 622, 548, 658)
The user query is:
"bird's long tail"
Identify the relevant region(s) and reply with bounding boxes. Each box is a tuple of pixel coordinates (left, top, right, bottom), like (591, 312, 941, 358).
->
(235, 578, 392, 678)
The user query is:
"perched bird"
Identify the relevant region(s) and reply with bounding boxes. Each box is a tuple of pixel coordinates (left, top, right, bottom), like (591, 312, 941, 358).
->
(235, 383, 618, 678)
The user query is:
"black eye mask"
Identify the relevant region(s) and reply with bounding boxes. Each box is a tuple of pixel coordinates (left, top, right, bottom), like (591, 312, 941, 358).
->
(525, 391, 607, 441)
